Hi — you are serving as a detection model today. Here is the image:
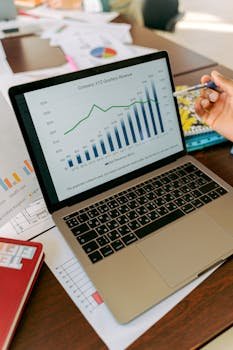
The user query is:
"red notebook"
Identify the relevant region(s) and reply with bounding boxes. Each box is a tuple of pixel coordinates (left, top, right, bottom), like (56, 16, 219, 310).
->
(0, 237, 44, 350)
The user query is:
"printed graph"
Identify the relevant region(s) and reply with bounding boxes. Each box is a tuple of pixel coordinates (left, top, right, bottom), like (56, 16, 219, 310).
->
(0, 159, 34, 192)
(90, 47, 117, 59)
(55, 257, 103, 313)
(65, 81, 165, 168)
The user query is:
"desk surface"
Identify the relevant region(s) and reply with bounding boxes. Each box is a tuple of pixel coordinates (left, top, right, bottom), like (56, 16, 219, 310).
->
(129, 24, 216, 76)
(10, 23, 233, 350)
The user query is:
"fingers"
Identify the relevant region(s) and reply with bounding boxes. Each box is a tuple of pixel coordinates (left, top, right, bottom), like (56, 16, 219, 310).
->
(200, 74, 211, 84)
(211, 70, 233, 95)
(200, 88, 220, 102)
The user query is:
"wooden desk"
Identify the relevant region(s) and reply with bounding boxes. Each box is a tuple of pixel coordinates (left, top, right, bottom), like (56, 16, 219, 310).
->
(131, 27, 216, 77)
(114, 16, 217, 76)
(11, 24, 233, 350)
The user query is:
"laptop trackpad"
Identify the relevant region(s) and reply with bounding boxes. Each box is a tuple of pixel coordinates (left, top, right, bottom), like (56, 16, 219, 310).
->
(138, 211, 233, 288)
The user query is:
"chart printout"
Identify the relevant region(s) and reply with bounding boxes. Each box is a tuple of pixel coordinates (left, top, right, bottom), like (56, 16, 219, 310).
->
(24, 58, 183, 201)
(0, 93, 40, 226)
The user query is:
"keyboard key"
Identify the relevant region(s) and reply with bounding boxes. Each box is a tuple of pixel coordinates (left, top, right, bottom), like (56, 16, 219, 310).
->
(100, 245, 114, 257)
(199, 181, 219, 194)
(200, 195, 212, 204)
(97, 235, 110, 246)
(63, 212, 78, 220)
(191, 199, 204, 208)
(117, 195, 128, 204)
(118, 205, 129, 214)
(165, 202, 177, 211)
(98, 213, 110, 224)
(117, 225, 131, 236)
(135, 209, 184, 239)
(208, 190, 220, 199)
(98, 204, 109, 213)
(111, 240, 124, 251)
(71, 223, 89, 236)
(138, 215, 150, 225)
(88, 251, 103, 263)
(122, 233, 137, 245)
(106, 219, 119, 230)
(96, 224, 108, 235)
(216, 187, 227, 196)
(66, 218, 79, 228)
(88, 218, 100, 228)
(77, 230, 98, 245)
(181, 204, 195, 214)
(157, 206, 169, 216)
(127, 200, 139, 209)
(116, 215, 129, 225)
(88, 208, 99, 218)
(136, 206, 148, 215)
(126, 211, 139, 220)
(82, 241, 99, 254)
(78, 213, 89, 223)
(147, 210, 160, 220)
(107, 230, 121, 241)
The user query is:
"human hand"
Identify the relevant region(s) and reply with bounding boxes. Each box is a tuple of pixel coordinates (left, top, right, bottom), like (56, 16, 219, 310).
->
(47, 0, 82, 9)
(195, 71, 233, 142)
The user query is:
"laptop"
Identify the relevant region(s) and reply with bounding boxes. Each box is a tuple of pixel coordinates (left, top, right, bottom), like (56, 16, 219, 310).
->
(9, 51, 233, 323)
(0, 0, 17, 21)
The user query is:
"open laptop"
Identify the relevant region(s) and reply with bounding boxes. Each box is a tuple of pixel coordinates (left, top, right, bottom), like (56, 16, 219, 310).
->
(9, 51, 233, 323)
(0, 0, 17, 21)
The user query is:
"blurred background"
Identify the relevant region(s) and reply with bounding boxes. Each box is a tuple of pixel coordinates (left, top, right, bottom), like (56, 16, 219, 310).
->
(158, 0, 233, 70)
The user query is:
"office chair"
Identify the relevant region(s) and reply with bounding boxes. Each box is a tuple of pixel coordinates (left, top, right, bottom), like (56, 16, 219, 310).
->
(142, 0, 184, 32)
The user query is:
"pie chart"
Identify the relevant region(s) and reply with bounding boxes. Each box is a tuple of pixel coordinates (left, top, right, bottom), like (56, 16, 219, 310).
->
(90, 47, 117, 59)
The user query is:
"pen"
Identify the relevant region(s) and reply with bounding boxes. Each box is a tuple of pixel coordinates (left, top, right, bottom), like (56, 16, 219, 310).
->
(173, 81, 218, 97)
(65, 55, 78, 71)
(18, 9, 40, 19)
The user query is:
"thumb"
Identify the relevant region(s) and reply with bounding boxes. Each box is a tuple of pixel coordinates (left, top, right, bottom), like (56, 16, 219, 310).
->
(211, 70, 233, 95)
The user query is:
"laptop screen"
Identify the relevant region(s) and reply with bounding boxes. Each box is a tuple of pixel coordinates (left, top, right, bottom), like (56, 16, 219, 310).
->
(10, 52, 185, 211)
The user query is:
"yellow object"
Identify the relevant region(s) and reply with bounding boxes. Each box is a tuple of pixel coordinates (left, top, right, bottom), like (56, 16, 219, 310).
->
(175, 85, 210, 136)
(14, 0, 43, 7)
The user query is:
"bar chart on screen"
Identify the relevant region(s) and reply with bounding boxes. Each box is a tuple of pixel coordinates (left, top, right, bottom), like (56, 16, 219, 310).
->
(64, 80, 165, 168)
(24, 58, 183, 201)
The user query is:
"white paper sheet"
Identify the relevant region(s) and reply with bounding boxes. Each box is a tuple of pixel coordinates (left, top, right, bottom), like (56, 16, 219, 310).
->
(41, 21, 133, 70)
(0, 197, 54, 240)
(0, 93, 41, 225)
(35, 226, 219, 350)
(27, 5, 118, 23)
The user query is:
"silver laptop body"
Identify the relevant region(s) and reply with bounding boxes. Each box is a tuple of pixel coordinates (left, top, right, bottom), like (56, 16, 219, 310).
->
(9, 51, 233, 323)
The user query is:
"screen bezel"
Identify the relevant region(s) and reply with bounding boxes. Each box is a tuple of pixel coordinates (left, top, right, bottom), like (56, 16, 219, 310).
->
(9, 51, 186, 213)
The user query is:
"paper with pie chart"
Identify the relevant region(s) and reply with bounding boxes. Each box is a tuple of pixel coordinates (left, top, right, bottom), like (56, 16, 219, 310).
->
(57, 27, 134, 69)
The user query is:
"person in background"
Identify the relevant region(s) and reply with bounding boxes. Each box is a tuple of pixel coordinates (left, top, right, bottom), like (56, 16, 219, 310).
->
(47, 0, 82, 8)
(47, 0, 143, 26)
(47, 0, 182, 30)
(195, 71, 233, 143)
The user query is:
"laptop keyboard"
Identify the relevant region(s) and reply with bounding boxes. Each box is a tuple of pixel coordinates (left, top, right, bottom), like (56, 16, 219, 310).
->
(63, 162, 227, 263)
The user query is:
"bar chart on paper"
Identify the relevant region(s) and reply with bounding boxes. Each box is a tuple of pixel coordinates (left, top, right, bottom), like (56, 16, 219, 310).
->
(0, 159, 34, 192)
(0, 91, 41, 226)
